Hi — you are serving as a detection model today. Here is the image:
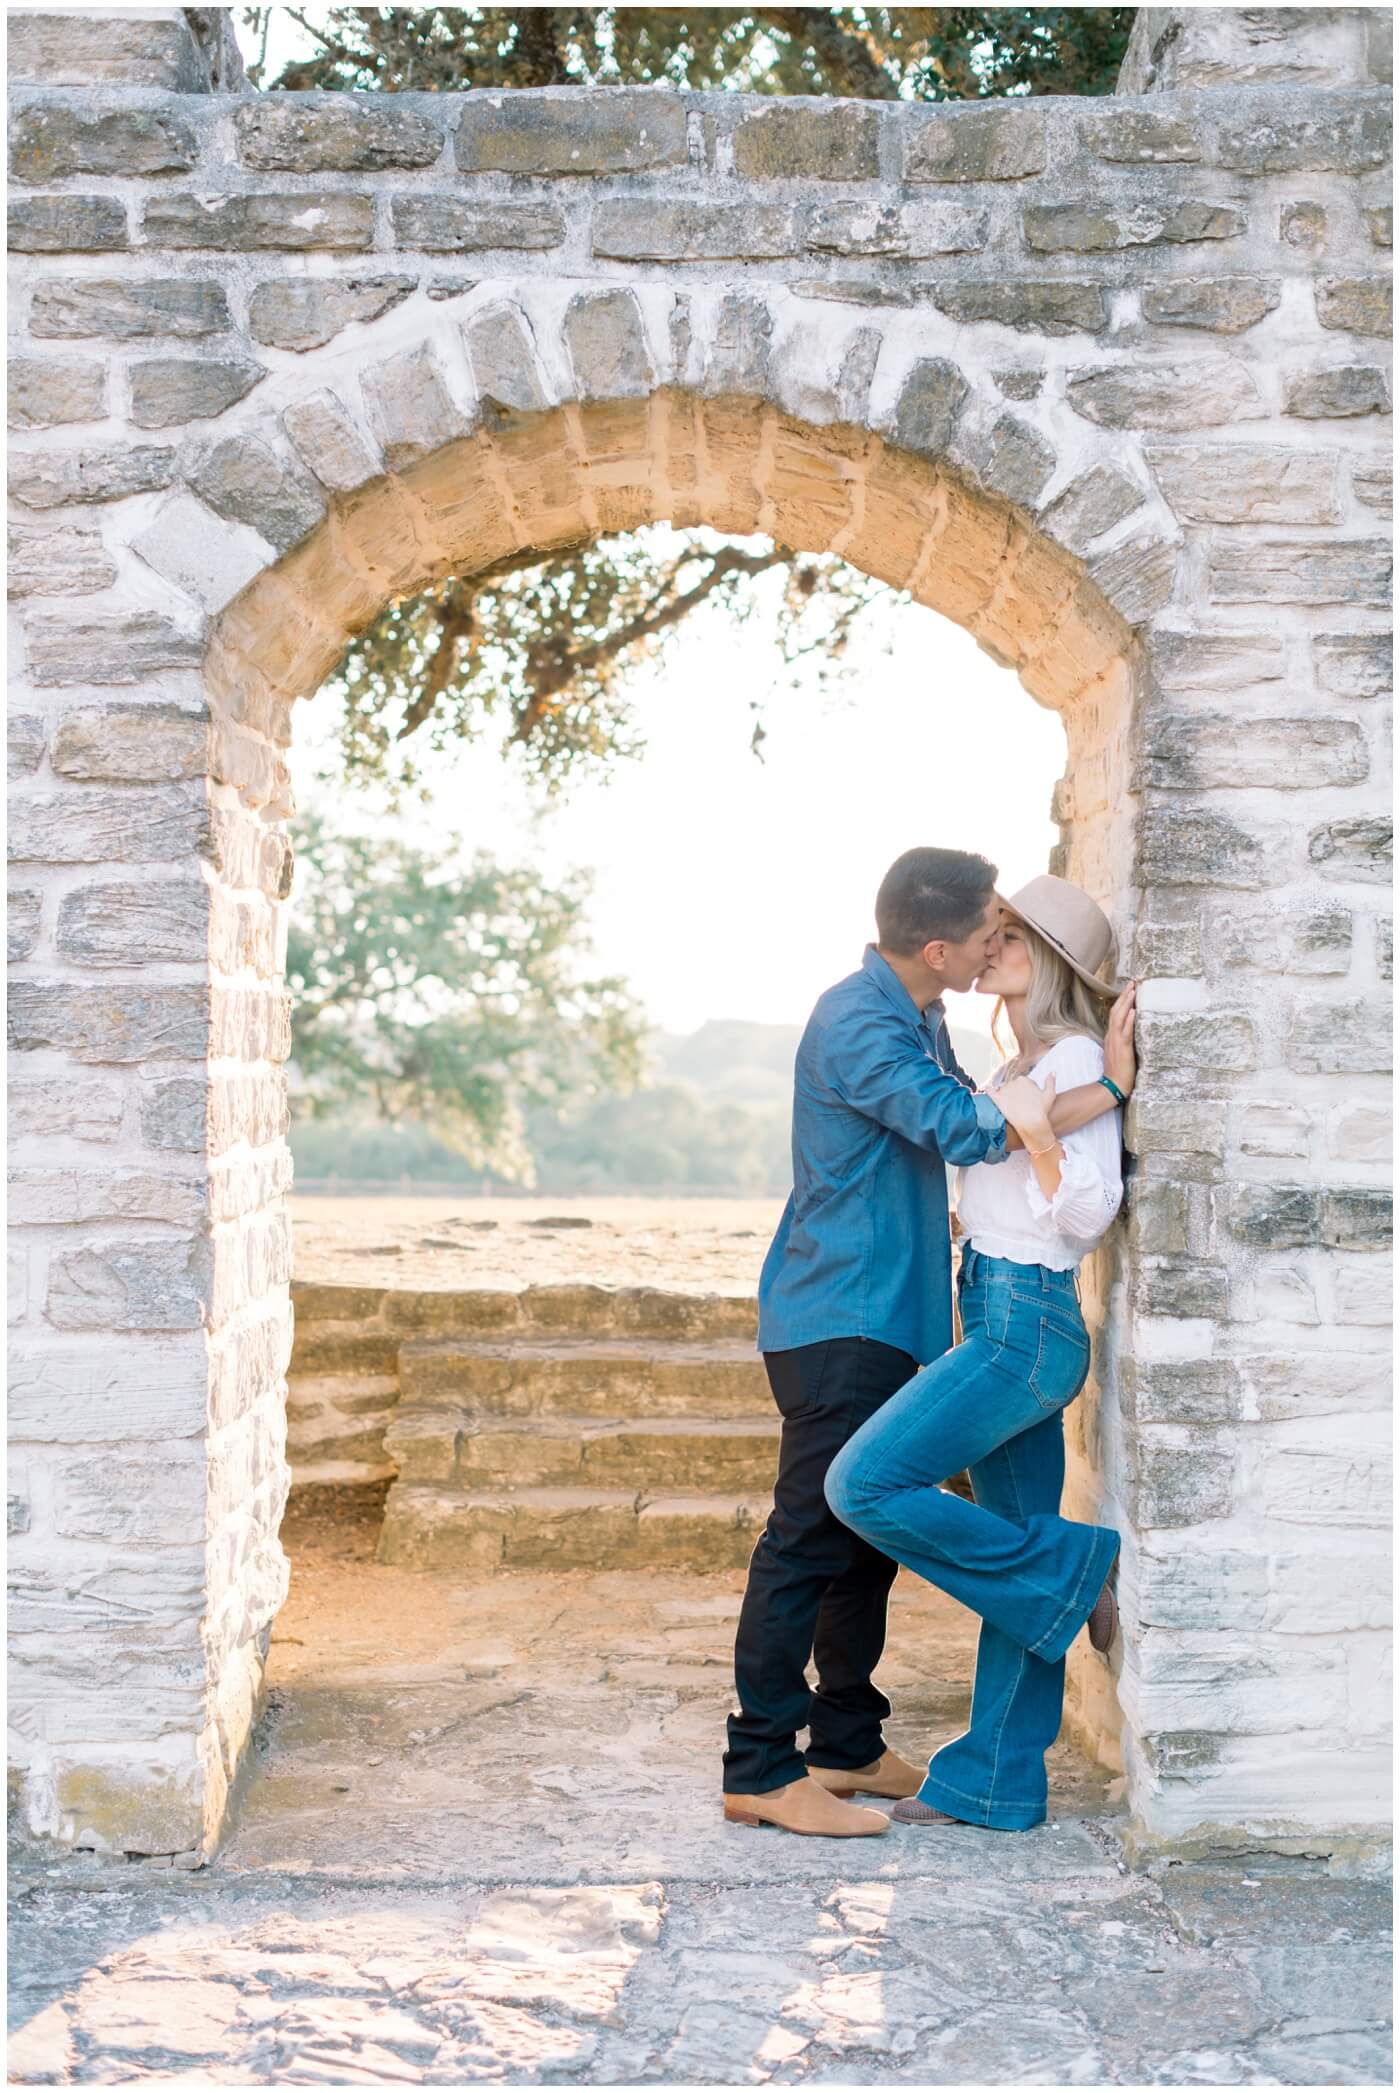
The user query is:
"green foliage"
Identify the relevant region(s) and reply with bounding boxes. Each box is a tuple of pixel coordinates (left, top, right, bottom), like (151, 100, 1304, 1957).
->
(286, 1015, 997, 1191)
(289, 1108, 477, 1186)
(286, 808, 647, 1178)
(336, 526, 886, 796)
(288, 1083, 793, 1193)
(248, 7, 1134, 101)
(892, 9, 1136, 100)
(242, 5, 1131, 795)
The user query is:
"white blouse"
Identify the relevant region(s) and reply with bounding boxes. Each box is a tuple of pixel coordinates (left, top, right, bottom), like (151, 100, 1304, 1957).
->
(954, 1033, 1123, 1272)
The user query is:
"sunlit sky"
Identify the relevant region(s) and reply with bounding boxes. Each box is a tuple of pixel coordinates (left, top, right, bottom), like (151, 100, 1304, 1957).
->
(297, 597, 1065, 1040)
(253, 11, 1066, 1042)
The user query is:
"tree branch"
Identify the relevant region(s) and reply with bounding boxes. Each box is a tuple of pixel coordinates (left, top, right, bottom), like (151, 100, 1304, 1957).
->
(751, 5, 901, 97)
(511, 7, 575, 86)
(399, 599, 475, 737)
(282, 7, 352, 59)
(557, 546, 786, 677)
(394, 541, 589, 741)
(510, 545, 788, 741)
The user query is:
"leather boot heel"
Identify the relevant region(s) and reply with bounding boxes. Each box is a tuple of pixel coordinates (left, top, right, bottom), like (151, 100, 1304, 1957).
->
(722, 1802, 765, 1827)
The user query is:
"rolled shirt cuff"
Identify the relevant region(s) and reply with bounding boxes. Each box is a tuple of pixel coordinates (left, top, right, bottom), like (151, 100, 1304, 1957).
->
(973, 1091, 1011, 1164)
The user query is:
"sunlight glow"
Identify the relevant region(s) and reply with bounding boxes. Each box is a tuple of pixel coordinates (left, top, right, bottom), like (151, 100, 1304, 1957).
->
(297, 592, 1066, 1040)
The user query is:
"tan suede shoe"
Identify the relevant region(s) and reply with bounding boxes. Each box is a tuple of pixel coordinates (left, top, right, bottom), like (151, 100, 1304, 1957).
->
(723, 1774, 890, 1837)
(806, 1750, 924, 1801)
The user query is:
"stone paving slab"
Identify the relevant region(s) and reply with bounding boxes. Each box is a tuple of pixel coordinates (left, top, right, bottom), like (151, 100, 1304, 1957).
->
(8, 1506, 1392, 2085)
(9, 1860, 1392, 2085)
(213, 1542, 1115, 1889)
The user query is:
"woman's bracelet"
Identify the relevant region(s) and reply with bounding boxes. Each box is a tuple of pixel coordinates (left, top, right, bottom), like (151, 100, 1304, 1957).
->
(1026, 1136, 1061, 1157)
(1098, 1074, 1127, 1106)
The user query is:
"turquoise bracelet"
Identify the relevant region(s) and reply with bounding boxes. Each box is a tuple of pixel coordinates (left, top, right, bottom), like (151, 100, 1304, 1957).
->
(1099, 1074, 1127, 1106)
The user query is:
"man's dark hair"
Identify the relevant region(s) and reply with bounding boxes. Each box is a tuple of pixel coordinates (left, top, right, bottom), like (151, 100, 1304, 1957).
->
(875, 848, 998, 956)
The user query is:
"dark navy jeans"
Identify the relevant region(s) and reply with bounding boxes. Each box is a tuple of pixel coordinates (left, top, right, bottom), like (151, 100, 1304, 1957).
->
(723, 1335, 918, 1796)
(825, 1248, 1119, 1829)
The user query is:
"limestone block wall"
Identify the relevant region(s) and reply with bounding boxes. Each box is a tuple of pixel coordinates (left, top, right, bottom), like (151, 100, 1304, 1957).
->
(6, 6, 1392, 1861)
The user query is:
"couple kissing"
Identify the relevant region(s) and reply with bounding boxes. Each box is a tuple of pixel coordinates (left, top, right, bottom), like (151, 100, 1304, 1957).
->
(723, 846, 1137, 1838)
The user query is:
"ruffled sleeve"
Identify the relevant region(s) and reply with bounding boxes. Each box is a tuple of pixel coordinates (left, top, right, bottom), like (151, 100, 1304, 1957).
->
(1022, 1036, 1123, 1246)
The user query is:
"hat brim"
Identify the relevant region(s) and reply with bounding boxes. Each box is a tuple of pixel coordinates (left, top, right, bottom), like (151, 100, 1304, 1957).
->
(1000, 902, 1121, 999)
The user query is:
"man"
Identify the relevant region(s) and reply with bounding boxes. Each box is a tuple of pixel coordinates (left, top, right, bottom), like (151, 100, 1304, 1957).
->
(722, 847, 1136, 1837)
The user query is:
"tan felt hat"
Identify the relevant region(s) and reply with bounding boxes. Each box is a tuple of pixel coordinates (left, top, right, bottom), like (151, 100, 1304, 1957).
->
(1001, 873, 1119, 998)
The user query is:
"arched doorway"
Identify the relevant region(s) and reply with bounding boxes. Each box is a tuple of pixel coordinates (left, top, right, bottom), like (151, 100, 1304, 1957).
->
(189, 310, 1149, 1855)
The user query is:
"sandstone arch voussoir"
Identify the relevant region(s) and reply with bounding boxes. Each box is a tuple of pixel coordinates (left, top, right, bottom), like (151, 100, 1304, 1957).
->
(282, 388, 384, 495)
(461, 300, 554, 426)
(184, 429, 327, 557)
(562, 286, 657, 402)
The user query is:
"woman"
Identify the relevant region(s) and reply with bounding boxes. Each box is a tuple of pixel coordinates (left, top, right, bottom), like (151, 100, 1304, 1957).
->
(824, 873, 1128, 1833)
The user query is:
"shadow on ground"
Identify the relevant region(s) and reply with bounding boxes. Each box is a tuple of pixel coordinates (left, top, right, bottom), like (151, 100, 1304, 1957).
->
(9, 1489, 1393, 2085)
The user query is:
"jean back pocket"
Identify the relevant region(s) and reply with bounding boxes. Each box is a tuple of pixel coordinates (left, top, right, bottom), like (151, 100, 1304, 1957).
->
(1027, 1307, 1091, 1411)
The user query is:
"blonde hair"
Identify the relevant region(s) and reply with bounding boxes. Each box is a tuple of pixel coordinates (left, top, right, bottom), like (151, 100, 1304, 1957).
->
(992, 921, 1113, 1076)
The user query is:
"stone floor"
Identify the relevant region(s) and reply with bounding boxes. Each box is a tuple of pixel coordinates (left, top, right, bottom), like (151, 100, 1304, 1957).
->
(8, 1491, 1393, 2086)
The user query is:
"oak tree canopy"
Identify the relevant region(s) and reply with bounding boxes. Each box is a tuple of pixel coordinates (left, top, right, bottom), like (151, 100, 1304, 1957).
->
(244, 7, 1133, 797)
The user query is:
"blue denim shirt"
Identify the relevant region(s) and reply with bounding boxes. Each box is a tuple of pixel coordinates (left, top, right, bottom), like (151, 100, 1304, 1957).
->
(757, 945, 1009, 1367)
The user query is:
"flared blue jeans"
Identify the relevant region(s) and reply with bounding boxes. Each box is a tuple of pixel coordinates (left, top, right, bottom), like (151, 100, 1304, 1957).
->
(824, 1248, 1119, 1830)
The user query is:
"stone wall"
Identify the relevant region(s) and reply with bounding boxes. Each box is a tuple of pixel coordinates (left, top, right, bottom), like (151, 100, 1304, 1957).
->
(6, 6, 1392, 1861)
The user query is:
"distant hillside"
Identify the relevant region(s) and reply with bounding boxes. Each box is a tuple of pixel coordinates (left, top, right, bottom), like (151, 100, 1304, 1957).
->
(291, 1014, 999, 1192)
(651, 1014, 996, 1101)
(651, 1021, 803, 1107)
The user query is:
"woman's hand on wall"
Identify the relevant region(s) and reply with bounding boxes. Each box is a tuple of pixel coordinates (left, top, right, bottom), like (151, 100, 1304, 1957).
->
(1104, 981, 1138, 1099)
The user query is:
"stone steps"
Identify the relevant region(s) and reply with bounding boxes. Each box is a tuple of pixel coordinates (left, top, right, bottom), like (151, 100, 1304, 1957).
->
(386, 1409, 780, 1491)
(397, 1336, 769, 1418)
(377, 1486, 764, 1573)
(285, 1281, 758, 1487)
(376, 1318, 775, 1570)
(306, 1295, 976, 1570)
(294, 1281, 757, 1344)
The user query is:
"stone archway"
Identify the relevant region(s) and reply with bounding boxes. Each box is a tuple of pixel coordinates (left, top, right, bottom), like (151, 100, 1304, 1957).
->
(8, 6, 1391, 1864)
